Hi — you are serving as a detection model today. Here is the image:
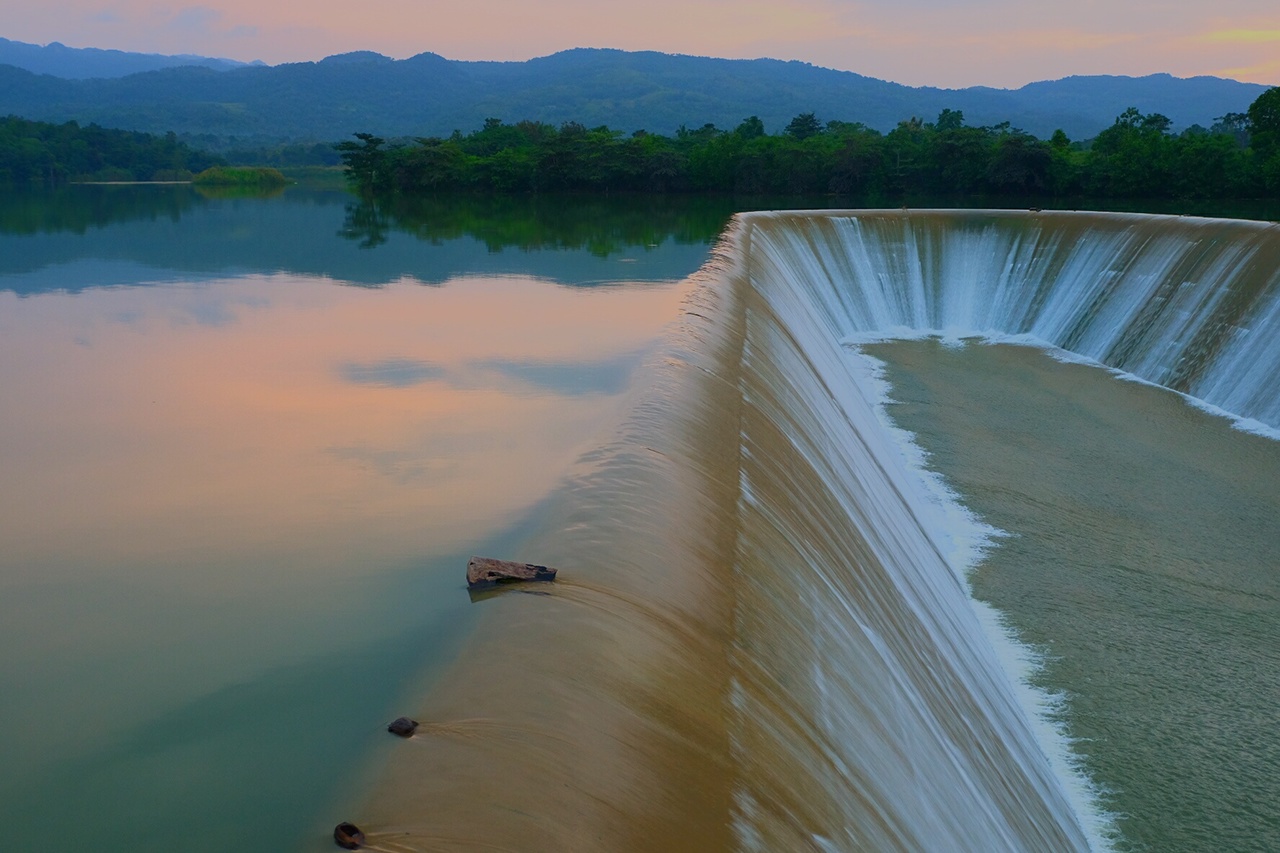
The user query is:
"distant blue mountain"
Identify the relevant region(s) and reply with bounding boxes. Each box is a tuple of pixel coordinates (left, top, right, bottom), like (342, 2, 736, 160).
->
(0, 42, 1267, 145)
(0, 36, 258, 78)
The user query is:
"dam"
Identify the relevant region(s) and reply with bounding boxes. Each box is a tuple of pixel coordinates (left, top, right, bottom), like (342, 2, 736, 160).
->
(354, 210, 1280, 852)
(2, 196, 1277, 851)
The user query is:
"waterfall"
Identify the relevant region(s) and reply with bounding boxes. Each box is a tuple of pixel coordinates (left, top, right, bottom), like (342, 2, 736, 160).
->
(748, 210, 1280, 428)
(357, 210, 1280, 852)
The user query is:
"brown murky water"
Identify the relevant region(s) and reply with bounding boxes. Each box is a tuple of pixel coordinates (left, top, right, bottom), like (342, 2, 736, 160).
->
(346, 275, 746, 853)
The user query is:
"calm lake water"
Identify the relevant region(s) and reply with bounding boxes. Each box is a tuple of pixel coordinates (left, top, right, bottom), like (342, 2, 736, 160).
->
(0, 186, 729, 851)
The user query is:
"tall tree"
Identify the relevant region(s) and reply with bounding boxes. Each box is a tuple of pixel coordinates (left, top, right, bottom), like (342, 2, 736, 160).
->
(735, 116, 766, 140)
(935, 109, 965, 131)
(1247, 87, 1280, 191)
(784, 113, 822, 140)
(1247, 87, 1280, 149)
(335, 133, 389, 191)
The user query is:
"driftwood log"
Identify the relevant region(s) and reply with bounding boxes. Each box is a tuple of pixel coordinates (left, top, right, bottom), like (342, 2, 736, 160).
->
(466, 556, 557, 588)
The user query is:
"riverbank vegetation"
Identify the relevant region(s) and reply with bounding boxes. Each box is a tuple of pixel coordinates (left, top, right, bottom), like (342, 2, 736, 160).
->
(338, 88, 1280, 201)
(0, 115, 224, 184)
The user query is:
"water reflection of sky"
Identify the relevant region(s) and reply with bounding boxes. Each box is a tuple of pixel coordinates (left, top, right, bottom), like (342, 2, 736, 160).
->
(0, 262, 692, 849)
(0, 273, 686, 570)
(340, 352, 641, 395)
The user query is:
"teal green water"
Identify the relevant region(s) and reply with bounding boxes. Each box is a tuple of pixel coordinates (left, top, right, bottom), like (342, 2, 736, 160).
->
(0, 186, 718, 852)
(868, 339, 1280, 852)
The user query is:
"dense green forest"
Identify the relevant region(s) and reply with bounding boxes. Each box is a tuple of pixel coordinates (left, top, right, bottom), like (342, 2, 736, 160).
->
(339, 87, 1280, 200)
(0, 115, 223, 184)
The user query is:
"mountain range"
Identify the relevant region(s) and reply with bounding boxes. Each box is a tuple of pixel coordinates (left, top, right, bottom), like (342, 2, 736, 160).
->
(0, 36, 256, 78)
(0, 38, 1269, 147)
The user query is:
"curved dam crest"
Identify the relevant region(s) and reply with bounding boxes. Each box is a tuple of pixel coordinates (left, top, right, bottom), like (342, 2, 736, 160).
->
(354, 210, 1280, 851)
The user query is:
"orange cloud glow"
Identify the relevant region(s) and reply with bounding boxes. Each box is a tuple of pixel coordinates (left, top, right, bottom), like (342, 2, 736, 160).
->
(1203, 28, 1280, 43)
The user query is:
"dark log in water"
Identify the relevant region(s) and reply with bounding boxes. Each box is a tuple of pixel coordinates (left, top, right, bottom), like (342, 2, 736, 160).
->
(465, 556, 558, 588)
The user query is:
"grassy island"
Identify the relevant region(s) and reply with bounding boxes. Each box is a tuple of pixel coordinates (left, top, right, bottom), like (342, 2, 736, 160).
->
(193, 166, 289, 187)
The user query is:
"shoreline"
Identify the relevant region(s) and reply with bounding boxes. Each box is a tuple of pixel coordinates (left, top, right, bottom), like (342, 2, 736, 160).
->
(69, 180, 193, 185)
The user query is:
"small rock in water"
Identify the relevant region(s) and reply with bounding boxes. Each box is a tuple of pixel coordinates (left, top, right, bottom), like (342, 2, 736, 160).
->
(387, 716, 418, 737)
(466, 556, 557, 589)
(333, 821, 365, 849)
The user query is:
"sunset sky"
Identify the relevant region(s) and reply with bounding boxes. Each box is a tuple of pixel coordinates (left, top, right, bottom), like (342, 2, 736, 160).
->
(3, 1, 1279, 88)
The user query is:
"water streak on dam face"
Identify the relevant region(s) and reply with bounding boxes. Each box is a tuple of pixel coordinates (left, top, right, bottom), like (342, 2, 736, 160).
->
(357, 211, 1280, 852)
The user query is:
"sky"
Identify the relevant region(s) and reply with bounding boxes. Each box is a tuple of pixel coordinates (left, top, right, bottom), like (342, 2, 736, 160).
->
(3, 1, 1279, 89)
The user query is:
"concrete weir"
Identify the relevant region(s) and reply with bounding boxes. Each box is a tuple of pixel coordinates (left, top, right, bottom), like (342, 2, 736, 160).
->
(342, 211, 1280, 852)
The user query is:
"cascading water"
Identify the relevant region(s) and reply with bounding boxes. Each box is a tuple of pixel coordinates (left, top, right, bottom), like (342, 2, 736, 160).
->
(353, 210, 1280, 852)
(727, 223, 1097, 852)
(749, 210, 1280, 428)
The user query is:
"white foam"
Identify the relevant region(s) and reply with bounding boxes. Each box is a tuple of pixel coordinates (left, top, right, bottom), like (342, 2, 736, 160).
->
(848, 342, 1119, 851)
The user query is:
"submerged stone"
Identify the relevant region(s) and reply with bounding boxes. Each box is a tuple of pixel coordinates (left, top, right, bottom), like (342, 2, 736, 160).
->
(466, 556, 557, 588)
(333, 821, 365, 849)
(387, 716, 418, 737)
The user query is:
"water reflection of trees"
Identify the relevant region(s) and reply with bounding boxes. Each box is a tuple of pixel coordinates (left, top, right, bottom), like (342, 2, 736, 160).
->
(338, 193, 742, 256)
(340, 191, 1280, 257)
(0, 184, 206, 235)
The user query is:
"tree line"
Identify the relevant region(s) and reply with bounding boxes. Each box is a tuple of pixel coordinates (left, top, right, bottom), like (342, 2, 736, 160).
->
(338, 88, 1280, 200)
(0, 115, 224, 185)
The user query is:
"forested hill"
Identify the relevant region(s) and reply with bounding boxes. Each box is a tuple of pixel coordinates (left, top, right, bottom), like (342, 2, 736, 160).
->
(0, 46, 1267, 147)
